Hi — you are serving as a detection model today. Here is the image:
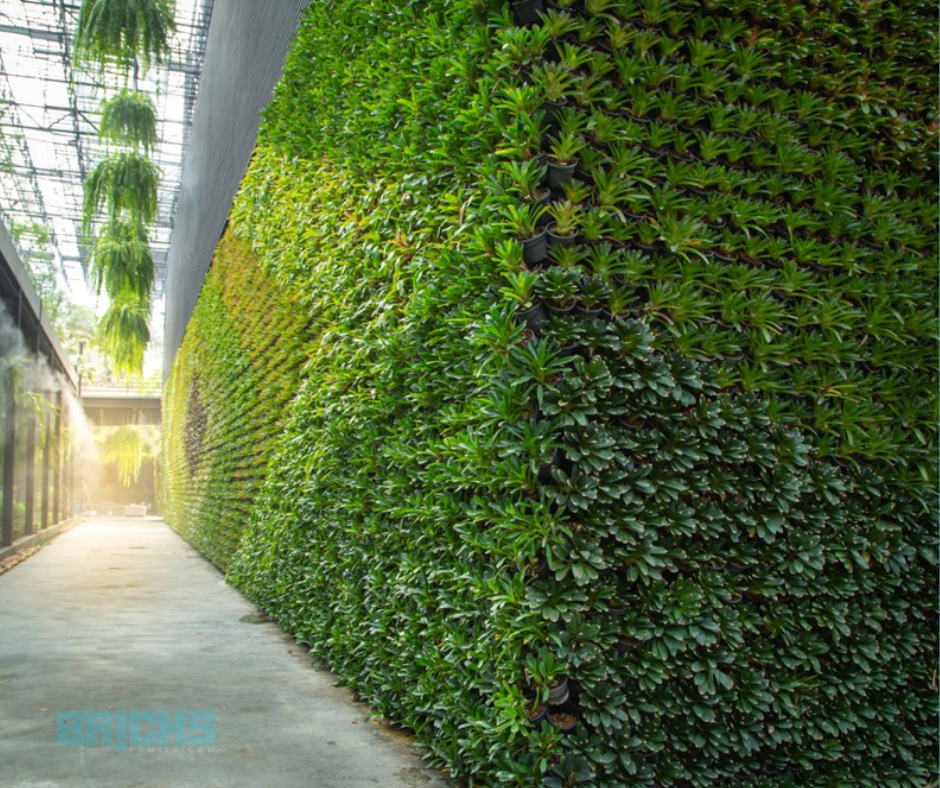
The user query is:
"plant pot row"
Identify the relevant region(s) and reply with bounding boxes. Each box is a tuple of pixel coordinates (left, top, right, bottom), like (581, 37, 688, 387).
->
(504, 112, 914, 244)
(506, 27, 922, 180)
(521, 166, 903, 261)
(519, 224, 582, 267)
(511, 0, 544, 27)
(516, 298, 626, 338)
(517, 219, 899, 282)
(516, 156, 890, 249)
(595, 21, 923, 105)
(524, 675, 579, 732)
(527, 700, 579, 733)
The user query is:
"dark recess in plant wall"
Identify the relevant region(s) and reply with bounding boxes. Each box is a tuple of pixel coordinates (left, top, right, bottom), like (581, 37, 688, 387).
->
(164, 0, 938, 785)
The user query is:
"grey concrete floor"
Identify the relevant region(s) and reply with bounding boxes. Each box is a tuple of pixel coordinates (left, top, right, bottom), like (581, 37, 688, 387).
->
(0, 518, 452, 788)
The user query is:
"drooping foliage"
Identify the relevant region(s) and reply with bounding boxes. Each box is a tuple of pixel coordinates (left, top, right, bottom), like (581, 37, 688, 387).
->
(164, 1, 938, 786)
(77, 0, 173, 376)
(90, 217, 154, 302)
(82, 151, 159, 236)
(99, 89, 158, 152)
(97, 296, 150, 377)
(99, 424, 156, 487)
(83, 146, 159, 377)
(74, 0, 175, 72)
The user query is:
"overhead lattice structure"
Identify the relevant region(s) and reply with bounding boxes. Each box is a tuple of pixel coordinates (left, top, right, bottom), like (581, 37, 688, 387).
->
(0, 0, 214, 303)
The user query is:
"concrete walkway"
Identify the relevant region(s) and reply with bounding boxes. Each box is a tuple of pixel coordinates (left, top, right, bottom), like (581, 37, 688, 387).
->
(0, 518, 451, 788)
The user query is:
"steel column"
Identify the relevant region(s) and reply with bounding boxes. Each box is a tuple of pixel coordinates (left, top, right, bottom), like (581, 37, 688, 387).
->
(52, 391, 61, 524)
(41, 393, 51, 530)
(23, 406, 36, 535)
(2, 371, 16, 546)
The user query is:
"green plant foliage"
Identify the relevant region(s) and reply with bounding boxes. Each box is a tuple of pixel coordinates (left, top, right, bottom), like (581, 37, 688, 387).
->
(99, 424, 156, 487)
(82, 151, 159, 233)
(161, 234, 311, 567)
(9, 220, 66, 323)
(90, 217, 154, 301)
(99, 89, 158, 151)
(164, 1, 938, 786)
(73, 0, 175, 73)
(97, 296, 150, 377)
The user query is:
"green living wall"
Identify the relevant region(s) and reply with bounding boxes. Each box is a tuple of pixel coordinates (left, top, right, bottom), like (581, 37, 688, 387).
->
(162, 234, 311, 566)
(163, 1, 938, 785)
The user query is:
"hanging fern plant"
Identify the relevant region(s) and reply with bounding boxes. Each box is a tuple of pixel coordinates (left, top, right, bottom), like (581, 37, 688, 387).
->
(100, 425, 157, 487)
(73, 0, 176, 73)
(76, 1, 175, 378)
(99, 89, 157, 151)
(83, 151, 159, 233)
(91, 217, 155, 301)
(97, 296, 151, 377)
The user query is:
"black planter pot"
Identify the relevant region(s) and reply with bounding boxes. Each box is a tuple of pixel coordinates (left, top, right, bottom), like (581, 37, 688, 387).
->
(535, 559, 552, 580)
(546, 298, 576, 317)
(547, 677, 570, 705)
(534, 196, 553, 227)
(547, 700, 578, 733)
(521, 227, 548, 266)
(543, 39, 562, 63)
(542, 99, 567, 132)
(576, 303, 603, 320)
(517, 300, 549, 334)
(612, 413, 642, 429)
(573, 166, 593, 185)
(613, 636, 639, 656)
(527, 701, 549, 726)
(538, 454, 557, 483)
(527, 187, 551, 207)
(547, 0, 585, 15)
(575, 345, 595, 360)
(512, 0, 544, 26)
(538, 448, 570, 481)
(547, 160, 577, 188)
(547, 226, 578, 247)
(662, 566, 688, 582)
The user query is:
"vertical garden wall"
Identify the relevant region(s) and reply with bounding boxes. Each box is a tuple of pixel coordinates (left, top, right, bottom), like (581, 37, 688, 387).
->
(163, 1, 938, 785)
(162, 235, 311, 567)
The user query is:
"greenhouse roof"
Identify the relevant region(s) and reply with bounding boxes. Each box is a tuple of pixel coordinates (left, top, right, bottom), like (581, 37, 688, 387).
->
(0, 0, 214, 305)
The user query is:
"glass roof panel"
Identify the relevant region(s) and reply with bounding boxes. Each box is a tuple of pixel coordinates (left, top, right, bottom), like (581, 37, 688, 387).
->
(0, 0, 214, 307)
